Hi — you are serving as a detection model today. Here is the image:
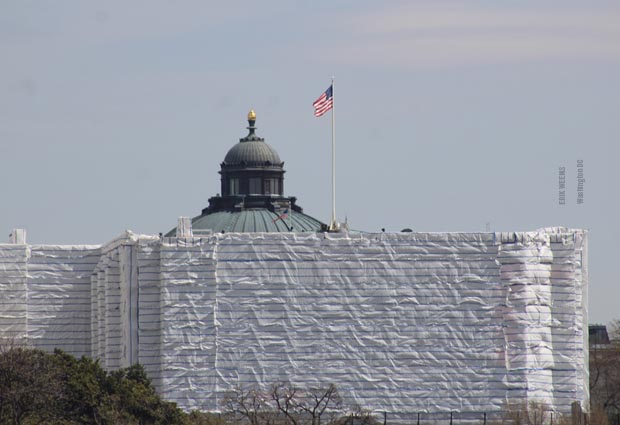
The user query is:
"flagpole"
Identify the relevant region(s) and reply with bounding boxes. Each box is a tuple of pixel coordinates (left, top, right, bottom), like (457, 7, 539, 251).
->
(330, 76, 337, 231)
(288, 200, 293, 232)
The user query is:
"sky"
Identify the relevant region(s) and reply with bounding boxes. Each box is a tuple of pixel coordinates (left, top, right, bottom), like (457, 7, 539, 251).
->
(1, 1, 619, 324)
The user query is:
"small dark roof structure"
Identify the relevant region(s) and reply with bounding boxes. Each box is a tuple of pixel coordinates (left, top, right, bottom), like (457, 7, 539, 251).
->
(589, 324, 610, 345)
(166, 110, 327, 236)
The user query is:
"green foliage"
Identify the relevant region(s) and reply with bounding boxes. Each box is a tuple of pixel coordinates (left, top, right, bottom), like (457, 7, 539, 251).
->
(0, 343, 189, 425)
(187, 411, 228, 425)
(0, 344, 61, 424)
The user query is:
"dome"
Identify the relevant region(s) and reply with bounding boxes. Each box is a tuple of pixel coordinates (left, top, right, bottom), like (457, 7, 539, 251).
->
(223, 140, 282, 166)
(164, 196, 327, 236)
(222, 109, 282, 167)
(165, 109, 327, 236)
(188, 208, 324, 234)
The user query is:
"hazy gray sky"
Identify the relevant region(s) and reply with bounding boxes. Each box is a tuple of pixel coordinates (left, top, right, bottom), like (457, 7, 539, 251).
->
(1, 1, 619, 324)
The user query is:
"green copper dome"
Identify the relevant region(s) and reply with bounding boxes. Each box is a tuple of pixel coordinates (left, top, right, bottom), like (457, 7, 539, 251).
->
(189, 208, 324, 234)
(223, 140, 282, 166)
(222, 111, 282, 167)
(165, 110, 327, 236)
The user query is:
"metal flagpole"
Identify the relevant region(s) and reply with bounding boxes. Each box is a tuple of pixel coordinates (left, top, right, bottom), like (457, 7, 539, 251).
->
(288, 200, 293, 232)
(330, 76, 337, 231)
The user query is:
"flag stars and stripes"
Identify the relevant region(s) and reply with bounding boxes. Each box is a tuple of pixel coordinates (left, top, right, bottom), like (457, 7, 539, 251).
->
(272, 209, 289, 223)
(313, 85, 333, 117)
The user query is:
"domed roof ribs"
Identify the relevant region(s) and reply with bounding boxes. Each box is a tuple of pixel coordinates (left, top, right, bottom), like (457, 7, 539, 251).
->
(221, 111, 282, 167)
(230, 210, 244, 232)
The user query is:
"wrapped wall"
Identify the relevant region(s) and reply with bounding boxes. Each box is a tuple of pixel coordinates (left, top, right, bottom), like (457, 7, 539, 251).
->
(28, 245, 100, 357)
(90, 233, 161, 375)
(206, 231, 587, 416)
(137, 238, 164, 388)
(0, 229, 588, 419)
(0, 244, 29, 340)
(160, 237, 217, 410)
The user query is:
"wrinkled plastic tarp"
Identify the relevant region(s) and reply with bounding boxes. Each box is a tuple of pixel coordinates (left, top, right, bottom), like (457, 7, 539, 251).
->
(0, 229, 588, 418)
(160, 237, 217, 408)
(0, 245, 29, 339)
(158, 231, 588, 415)
(28, 245, 100, 357)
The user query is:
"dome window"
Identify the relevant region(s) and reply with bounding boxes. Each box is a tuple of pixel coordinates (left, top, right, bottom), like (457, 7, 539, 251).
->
(229, 178, 239, 195)
(249, 178, 262, 195)
(265, 178, 279, 195)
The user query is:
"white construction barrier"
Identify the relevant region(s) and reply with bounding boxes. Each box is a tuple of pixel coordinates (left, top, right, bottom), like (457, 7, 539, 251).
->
(0, 229, 588, 418)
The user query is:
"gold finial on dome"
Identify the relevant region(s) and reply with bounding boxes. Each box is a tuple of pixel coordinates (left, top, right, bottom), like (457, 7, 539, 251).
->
(246, 109, 258, 137)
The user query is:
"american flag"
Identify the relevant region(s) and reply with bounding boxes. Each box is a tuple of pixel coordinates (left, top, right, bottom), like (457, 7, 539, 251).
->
(272, 209, 289, 223)
(313, 85, 333, 117)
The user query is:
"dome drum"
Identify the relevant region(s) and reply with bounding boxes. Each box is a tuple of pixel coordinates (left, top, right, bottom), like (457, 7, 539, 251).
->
(221, 166, 284, 196)
(203, 195, 300, 215)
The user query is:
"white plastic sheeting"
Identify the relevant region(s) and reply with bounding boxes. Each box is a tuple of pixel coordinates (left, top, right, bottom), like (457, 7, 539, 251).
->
(0, 244, 29, 340)
(155, 230, 588, 416)
(0, 229, 588, 418)
(206, 232, 587, 415)
(137, 238, 164, 388)
(497, 231, 589, 412)
(91, 240, 123, 368)
(160, 237, 217, 409)
(0, 243, 99, 355)
(28, 245, 100, 357)
(90, 233, 161, 375)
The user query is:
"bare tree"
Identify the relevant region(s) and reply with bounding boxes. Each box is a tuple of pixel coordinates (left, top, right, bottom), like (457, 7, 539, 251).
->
(292, 384, 342, 425)
(590, 321, 620, 416)
(222, 383, 344, 425)
(222, 386, 277, 425)
(271, 382, 300, 425)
